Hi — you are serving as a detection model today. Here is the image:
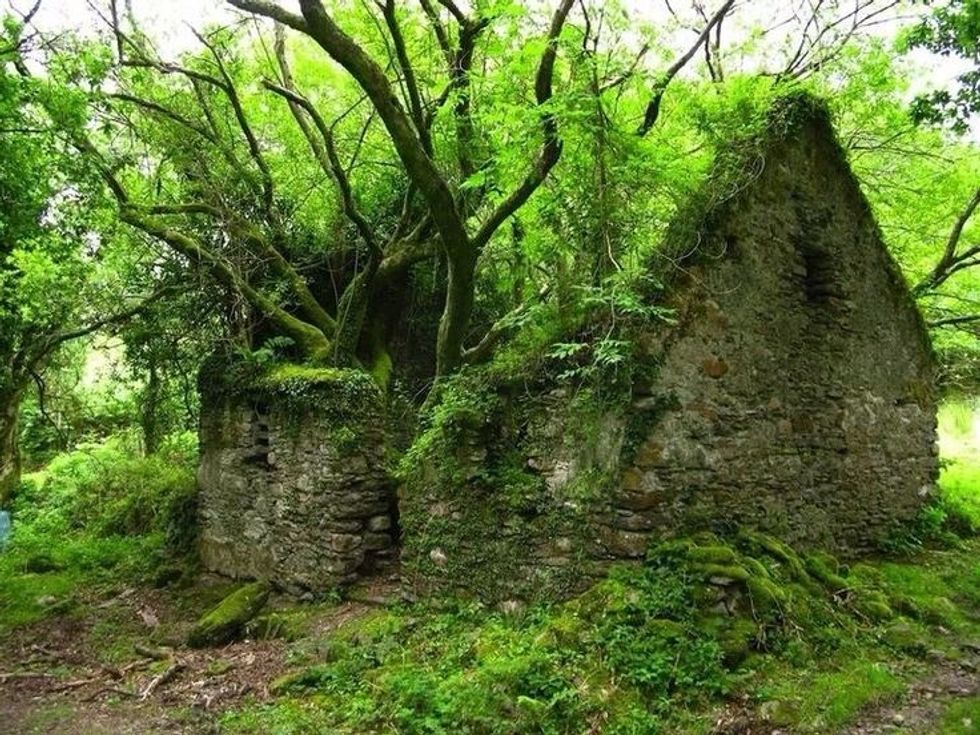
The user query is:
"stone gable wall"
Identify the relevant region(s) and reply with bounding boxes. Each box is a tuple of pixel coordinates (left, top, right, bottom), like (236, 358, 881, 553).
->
(598, 118, 937, 557)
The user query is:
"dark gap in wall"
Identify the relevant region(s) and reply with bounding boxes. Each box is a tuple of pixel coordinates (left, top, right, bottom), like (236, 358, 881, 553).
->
(724, 234, 739, 260)
(246, 403, 272, 467)
(801, 245, 839, 303)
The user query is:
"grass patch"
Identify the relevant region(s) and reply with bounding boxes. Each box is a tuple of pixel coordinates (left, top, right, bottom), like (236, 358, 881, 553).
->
(936, 697, 980, 735)
(940, 457, 980, 533)
(759, 658, 905, 732)
(221, 533, 978, 735)
(0, 434, 197, 636)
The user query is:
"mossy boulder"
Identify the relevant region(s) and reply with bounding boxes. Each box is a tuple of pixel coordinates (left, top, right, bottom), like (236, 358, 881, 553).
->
(851, 590, 895, 622)
(916, 596, 959, 626)
(187, 581, 271, 648)
(695, 563, 752, 584)
(738, 530, 811, 582)
(804, 554, 850, 593)
(746, 576, 788, 616)
(246, 611, 307, 641)
(688, 545, 738, 566)
(702, 615, 758, 666)
(760, 698, 802, 727)
(881, 621, 929, 657)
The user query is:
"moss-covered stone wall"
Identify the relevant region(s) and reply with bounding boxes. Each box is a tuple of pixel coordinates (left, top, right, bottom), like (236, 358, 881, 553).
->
(400, 101, 938, 603)
(619, 112, 937, 554)
(197, 364, 395, 593)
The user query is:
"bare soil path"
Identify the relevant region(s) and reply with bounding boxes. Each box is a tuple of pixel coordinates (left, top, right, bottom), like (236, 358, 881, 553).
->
(0, 577, 387, 735)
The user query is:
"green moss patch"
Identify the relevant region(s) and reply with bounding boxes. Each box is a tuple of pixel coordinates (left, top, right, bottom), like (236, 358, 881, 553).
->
(187, 581, 271, 648)
(224, 536, 980, 735)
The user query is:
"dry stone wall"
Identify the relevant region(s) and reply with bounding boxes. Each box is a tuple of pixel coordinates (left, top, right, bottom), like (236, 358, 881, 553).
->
(402, 100, 938, 602)
(198, 367, 396, 593)
(600, 113, 937, 557)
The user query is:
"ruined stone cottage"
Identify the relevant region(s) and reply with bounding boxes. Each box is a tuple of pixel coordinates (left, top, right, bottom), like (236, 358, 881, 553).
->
(197, 366, 398, 594)
(197, 96, 938, 600)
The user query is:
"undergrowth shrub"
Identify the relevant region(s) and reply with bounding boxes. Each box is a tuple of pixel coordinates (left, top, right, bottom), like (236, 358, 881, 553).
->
(0, 432, 197, 631)
(11, 431, 196, 540)
(938, 456, 980, 535)
(880, 455, 980, 556)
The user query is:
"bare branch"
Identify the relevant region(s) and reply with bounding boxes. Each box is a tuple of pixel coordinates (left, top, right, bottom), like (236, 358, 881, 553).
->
(434, 0, 468, 26)
(236, 0, 470, 259)
(107, 92, 218, 142)
(462, 283, 551, 365)
(380, 0, 431, 154)
(914, 187, 980, 295)
(637, 0, 735, 136)
(929, 314, 980, 329)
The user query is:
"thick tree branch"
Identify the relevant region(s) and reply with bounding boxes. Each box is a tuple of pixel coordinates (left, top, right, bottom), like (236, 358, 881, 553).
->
(120, 208, 332, 360)
(637, 0, 735, 136)
(380, 0, 431, 155)
(462, 283, 551, 365)
(375, 228, 437, 289)
(914, 186, 980, 295)
(472, 0, 575, 250)
(225, 0, 309, 31)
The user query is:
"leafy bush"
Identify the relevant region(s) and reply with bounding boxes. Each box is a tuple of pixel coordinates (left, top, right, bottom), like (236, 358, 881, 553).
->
(11, 432, 196, 539)
(0, 432, 197, 632)
(939, 457, 980, 534)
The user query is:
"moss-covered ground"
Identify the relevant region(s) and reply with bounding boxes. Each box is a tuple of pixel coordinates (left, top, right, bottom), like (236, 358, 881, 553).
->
(213, 532, 979, 735)
(2, 420, 979, 734)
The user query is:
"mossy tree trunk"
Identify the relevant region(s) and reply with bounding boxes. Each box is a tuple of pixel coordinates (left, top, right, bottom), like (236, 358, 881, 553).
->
(0, 386, 23, 507)
(140, 361, 161, 455)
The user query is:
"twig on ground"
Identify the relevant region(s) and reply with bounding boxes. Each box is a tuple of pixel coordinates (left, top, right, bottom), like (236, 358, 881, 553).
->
(0, 671, 55, 682)
(134, 643, 173, 661)
(50, 677, 100, 692)
(83, 685, 137, 702)
(139, 661, 185, 700)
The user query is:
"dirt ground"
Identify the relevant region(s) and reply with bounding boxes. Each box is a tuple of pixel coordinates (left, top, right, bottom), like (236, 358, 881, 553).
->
(0, 578, 384, 735)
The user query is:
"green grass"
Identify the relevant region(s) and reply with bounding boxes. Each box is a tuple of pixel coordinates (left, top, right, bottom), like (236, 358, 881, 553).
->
(0, 534, 167, 635)
(220, 533, 980, 735)
(0, 434, 196, 636)
(937, 398, 980, 532)
(793, 658, 905, 731)
(0, 567, 82, 631)
(940, 457, 980, 532)
(935, 697, 980, 735)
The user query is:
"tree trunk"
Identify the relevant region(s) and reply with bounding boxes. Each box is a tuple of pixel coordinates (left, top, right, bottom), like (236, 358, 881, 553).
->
(435, 248, 478, 376)
(141, 362, 162, 456)
(0, 389, 23, 507)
